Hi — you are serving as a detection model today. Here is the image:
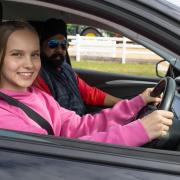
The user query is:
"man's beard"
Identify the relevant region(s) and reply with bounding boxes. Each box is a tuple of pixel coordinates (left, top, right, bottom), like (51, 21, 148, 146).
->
(42, 53, 65, 69)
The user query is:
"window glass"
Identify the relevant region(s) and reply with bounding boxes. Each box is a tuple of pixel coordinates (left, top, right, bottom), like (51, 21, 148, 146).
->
(68, 24, 163, 77)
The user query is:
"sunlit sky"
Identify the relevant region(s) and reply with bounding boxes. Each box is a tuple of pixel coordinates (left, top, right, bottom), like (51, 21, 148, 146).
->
(166, 0, 180, 7)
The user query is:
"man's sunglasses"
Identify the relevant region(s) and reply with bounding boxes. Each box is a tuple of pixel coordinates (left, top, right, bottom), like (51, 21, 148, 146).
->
(48, 39, 68, 49)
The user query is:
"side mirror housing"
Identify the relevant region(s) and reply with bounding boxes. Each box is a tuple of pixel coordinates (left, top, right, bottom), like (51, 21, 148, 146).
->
(156, 60, 170, 78)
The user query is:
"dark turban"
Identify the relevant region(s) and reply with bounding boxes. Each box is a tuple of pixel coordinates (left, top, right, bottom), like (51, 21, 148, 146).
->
(41, 18, 67, 42)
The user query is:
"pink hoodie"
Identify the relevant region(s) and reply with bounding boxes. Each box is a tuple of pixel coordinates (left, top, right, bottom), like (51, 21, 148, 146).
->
(0, 87, 149, 146)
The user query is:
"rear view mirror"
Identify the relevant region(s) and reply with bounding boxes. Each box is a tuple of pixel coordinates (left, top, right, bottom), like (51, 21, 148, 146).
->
(156, 60, 170, 78)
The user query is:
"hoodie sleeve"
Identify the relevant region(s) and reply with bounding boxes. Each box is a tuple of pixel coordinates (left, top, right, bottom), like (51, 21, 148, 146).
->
(77, 75, 106, 106)
(57, 95, 149, 146)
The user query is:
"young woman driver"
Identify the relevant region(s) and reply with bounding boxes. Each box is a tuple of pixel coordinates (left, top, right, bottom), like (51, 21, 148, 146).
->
(0, 20, 173, 147)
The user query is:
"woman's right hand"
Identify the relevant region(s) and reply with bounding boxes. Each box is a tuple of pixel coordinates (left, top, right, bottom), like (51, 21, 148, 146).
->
(140, 110, 174, 141)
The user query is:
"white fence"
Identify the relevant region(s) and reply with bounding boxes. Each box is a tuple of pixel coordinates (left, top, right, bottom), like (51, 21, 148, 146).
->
(67, 35, 162, 63)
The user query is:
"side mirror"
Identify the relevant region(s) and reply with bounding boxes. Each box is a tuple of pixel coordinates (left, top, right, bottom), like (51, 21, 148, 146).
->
(156, 60, 170, 78)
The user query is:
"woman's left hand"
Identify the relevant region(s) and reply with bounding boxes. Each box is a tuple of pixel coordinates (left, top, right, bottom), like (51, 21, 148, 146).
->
(140, 88, 162, 105)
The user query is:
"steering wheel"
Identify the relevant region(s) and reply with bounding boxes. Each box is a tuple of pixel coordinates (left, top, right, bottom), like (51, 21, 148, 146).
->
(137, 77, 177, 149)
(150, 76, 176, 110)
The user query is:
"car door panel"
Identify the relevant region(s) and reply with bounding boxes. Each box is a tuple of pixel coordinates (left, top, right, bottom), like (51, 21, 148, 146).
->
(99, 80, 158, 99)
(75, 68, 159, 99)
(1, 130, 180, 180)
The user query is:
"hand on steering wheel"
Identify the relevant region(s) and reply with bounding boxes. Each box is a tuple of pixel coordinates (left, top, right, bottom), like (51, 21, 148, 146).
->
(138, 77, 176, 149)
(140, 88, 162, 105)
(150, 77, 176, 111)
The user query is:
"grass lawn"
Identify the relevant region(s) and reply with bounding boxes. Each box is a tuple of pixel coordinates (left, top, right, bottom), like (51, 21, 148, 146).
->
(71, 60, 156, 77)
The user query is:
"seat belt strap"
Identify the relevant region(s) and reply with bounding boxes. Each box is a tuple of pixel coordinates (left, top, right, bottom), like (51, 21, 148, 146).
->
(0, 91, 54, 135)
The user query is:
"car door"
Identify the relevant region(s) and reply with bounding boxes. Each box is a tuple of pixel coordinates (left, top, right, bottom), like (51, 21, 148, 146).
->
(1, 129, 180, 180)
(0, 1, 180, 179)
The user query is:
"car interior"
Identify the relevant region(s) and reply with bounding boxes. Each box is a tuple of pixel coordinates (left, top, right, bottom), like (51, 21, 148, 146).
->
(0, 0, 180, 151)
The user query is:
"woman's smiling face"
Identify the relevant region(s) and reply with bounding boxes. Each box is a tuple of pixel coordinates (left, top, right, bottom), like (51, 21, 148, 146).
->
(0, 29, 41, 91)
